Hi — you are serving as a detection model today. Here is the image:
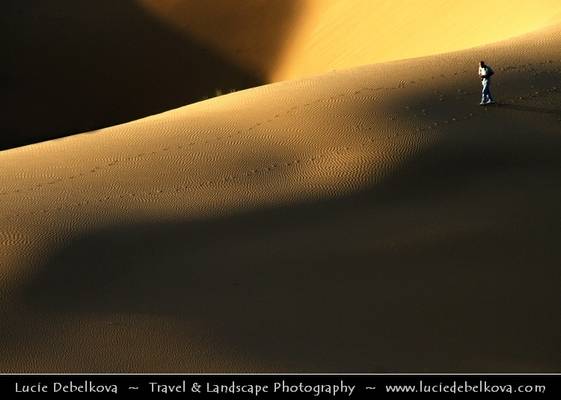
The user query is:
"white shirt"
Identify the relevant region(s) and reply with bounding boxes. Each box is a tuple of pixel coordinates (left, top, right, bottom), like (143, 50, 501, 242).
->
(479, 66, 491, 78)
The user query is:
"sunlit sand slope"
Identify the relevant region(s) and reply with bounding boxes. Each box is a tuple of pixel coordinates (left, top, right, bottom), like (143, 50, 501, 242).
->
(141, 0, 561, 80)
(1, 23, 561, 371)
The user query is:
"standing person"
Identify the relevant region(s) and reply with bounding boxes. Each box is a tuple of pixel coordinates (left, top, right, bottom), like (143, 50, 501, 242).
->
(478, 61, 495, 105)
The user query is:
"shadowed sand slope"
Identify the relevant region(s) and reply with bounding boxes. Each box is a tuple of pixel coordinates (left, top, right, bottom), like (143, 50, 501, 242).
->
(1, 0, 301, 150)
(1, 23, 561, 371)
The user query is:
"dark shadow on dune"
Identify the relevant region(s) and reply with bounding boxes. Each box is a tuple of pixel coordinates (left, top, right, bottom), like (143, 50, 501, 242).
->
(497, 103, 561, 116)
(1, 0, 301, 150)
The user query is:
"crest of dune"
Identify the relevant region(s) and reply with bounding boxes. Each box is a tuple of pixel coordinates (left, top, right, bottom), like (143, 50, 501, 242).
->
(139, 0, 561, 80)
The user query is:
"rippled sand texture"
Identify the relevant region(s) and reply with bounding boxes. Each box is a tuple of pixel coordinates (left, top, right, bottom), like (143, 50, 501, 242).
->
(1, 22, 561, 371)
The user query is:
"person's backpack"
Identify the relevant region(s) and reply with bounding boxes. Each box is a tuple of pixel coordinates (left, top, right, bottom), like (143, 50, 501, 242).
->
(486, 66, 495, 77)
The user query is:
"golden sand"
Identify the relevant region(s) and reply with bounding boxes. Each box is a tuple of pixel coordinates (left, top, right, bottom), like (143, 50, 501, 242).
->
(140, 0, 561, 80)
(1, 6, 561, 372)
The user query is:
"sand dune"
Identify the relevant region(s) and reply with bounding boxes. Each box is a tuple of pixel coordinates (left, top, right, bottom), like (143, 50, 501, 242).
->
(5, 0, 561, 149)
(1, 20, 561, 371)
(272, 0, 561, 80)
(141, 0, 561, 80)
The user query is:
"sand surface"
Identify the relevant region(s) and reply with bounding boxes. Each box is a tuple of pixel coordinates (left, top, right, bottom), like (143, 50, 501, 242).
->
(141, 0, 561, 81)
(5, 0, 561, 149)
(1, 21, 561, 371)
